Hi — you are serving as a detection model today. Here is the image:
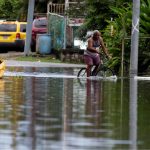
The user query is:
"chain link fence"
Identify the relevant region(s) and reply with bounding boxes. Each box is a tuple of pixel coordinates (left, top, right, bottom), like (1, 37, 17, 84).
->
(47, 13, 65, 50)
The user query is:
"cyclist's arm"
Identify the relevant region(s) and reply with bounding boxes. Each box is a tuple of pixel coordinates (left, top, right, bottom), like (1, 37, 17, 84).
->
(99, 37, 111, 58)
(87, 38, 99, 53)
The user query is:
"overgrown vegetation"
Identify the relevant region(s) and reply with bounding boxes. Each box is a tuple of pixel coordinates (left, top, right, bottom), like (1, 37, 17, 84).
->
(101, 0, 150, 75)
(0, 0, 64, 21)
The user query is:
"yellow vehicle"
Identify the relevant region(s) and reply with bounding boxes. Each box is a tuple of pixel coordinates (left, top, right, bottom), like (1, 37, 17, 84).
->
(0, 20, 27, 52)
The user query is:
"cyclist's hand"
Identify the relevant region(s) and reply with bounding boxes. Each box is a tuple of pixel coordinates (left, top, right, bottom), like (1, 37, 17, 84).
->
(106, 54, 112, 60)
(97, 52, 102, 55)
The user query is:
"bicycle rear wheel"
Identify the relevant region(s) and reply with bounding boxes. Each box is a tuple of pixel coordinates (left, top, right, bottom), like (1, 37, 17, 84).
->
(77, 68, 87, 77)
(96, 67, 114, 77)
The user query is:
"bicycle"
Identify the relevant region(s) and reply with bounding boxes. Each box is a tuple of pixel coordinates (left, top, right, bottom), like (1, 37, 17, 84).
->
(77, 53, 115, 78)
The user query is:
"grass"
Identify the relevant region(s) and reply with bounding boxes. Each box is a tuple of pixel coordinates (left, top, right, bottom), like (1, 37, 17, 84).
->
(13, 52, 84, 64)
(15, 54, 62, 63)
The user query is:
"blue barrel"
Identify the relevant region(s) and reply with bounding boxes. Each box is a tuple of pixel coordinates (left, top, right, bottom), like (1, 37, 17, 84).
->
(36, 34, 52, 54)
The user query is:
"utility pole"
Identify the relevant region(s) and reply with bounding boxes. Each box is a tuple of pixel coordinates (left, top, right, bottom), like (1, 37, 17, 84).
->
(129, 2, 139, 147)
(130, 0, 140, 77)
(24, 0, 35, 56)
(129, 2, 139, 146)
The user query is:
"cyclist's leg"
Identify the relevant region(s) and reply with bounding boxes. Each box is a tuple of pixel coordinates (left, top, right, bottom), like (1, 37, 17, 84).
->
(92, 65, 99, 76)
(87, 65, 93, 77)
(92, 54, 101, 76)
(84, 55, 93, 77)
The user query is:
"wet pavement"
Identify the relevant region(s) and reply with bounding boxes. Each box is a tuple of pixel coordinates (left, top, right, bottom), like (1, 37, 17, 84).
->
(0, 52, 85, 68)
(5, 60, 85, 68)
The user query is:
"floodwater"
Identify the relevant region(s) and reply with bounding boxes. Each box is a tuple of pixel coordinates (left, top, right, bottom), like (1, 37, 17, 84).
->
(0, 67, 150, 150)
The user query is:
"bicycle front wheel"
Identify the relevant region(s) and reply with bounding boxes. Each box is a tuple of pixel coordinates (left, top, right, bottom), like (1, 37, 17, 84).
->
(96, 67, 114, 77)
(77, 68, 87, 77)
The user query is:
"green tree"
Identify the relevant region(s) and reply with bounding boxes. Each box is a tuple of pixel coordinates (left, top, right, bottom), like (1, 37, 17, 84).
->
(105, 4, 132, 75)
(138, 0, 150, 73)
(77, 0, 131, 39)
(0, 0, 23, 20)
(84, 0, 114, 30)
(103, 0, 150, 75)
(0, 0, 65, 21)
(140, 0, 150, 34)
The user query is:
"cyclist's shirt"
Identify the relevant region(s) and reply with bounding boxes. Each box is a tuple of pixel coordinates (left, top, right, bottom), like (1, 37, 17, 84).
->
(84, 38, 101, 57)
(93, 40, 101, 49)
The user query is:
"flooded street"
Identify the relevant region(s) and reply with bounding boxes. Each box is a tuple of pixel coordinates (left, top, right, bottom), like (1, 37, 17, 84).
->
(0, 67, 150, 150)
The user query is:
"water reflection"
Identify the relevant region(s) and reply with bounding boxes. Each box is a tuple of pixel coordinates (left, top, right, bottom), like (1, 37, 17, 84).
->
(0, 67, 150, 149)
(129, 77, 137, 150)
(85, 79, 102, 131)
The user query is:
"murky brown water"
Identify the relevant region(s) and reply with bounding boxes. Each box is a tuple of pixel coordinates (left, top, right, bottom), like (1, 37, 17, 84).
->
(0, 67, 150, 150)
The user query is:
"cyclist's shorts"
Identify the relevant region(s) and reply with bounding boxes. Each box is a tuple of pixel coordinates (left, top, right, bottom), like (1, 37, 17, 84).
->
(84, 54, 100, 66)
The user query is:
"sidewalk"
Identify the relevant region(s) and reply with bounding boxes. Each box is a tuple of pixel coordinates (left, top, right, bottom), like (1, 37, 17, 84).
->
(0, 51, 24, 59)
(5, 60, 85, 68)
(0, 52, 85, 68)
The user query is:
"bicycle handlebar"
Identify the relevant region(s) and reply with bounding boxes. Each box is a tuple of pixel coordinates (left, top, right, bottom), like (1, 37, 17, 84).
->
(98, 52, 110, 60)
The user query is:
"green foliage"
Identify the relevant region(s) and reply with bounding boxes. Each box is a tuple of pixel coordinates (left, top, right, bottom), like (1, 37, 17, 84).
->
(0, 0, 61, 21)
(84, 0, 114, 30)
(134, 0, 150, 73)
(103, 1, 150, 75)
(102, 4, 132, 75)
(66, 0, 86, 18)
(138, 38, 150, 73)
(0, 0, 23, 20)
(77, 0, 131, 36)
(140, 0, 150, 34)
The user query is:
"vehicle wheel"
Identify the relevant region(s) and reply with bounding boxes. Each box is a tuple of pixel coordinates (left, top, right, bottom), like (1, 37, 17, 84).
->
(31, 40, 36, 52)
(17, 46, 24, 52)
(96, 67, 114, 77)
(0, 47, 8, 53)
(77, 68, 87, 77)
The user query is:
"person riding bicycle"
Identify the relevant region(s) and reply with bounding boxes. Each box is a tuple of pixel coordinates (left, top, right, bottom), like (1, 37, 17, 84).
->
(84, 30, 111, 77)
